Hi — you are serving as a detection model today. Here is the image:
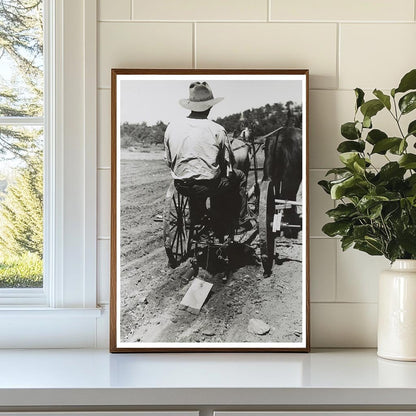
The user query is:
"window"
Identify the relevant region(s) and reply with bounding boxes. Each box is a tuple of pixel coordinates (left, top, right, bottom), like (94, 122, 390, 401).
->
(0, 0, 101, 348)
(0, 0, 44, 291)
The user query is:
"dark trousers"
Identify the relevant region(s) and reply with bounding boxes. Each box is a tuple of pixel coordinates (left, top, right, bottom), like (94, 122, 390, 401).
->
(174, 170, 248, 229)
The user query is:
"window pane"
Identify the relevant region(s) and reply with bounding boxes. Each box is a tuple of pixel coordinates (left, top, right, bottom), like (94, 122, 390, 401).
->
(0, 0, 44, 117)
(0, 126, 43, 288)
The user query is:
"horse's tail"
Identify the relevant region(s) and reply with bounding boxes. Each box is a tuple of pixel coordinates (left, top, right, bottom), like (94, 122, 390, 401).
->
(263, 132, 280, 182)
(276, 127, 302, 199)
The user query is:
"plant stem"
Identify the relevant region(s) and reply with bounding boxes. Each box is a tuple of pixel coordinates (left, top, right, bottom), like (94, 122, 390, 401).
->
(390, 97, 406, 140)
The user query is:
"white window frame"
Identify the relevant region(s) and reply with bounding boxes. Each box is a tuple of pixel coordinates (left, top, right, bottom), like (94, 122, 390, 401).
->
(0, 0, 101, 348)
(0, 0, 51, 307)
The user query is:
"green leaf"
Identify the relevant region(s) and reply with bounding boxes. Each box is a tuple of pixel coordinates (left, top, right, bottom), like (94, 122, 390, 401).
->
(396, 69, 416, 94)
(326, 203, 356, 219)
(366, 129, 387, 145)
(337, 140, 365, 153)
(378, 162, 406, 181)
(354, 241, 383, 256)
(362, 115, 372, 129)
(369, 203, 383, 219)
(399, 91, 416, 115)
(357, 195, 389, 212)
(371, 137, 402, 154)
(391, 88, 396, 97)
(341, 122, 360, 140)
(339, 151, 360, 166)
(353, 158, 366, 174)
(386, 240, 402, 262)
(365, 236, 384, 251)
(329, 176, 352, 200)
(389, 139, 407, 155)
(322, 221, 351, 237)
(407, 120, 416, 137)
(399, 139, 407, 154)
(360, 99, 384, 119)
(373, 89, 391, 110)
(325, 167, 351, 176)
(330, 175, 363, 200)
(407, 174, 416, 187)
(352, 224, 373, 239)
(318, 179, 331, 194)
(399, 153, 416, 169)
(405, 175, 416, 196)
(355, 88, 365, 110)
(398, 227, 416, 255)
(341, 235, 355, 251)
(406, 195, 416, 207)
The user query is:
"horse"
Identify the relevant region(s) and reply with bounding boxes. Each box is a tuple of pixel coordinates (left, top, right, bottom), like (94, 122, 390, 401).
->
(230, 132, 250, 177)
(263, 126, 303, 237)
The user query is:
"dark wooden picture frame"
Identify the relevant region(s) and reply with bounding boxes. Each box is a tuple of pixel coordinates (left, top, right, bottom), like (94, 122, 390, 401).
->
(110, 69, 310, 352)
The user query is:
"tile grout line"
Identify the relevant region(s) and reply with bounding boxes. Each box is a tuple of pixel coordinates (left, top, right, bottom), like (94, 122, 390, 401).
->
(267, 0, 271, 22)
(97, 19, 415, 24)
(192, 22, 197, 69)
(130, 0, 133, 20)
(311, 301, 378, 305)
(336, 22, 340, 90)
(333, 231, 338, 303)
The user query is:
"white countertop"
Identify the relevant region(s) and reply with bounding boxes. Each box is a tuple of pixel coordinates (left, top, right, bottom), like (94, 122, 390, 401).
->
(1, 349, 416, 407)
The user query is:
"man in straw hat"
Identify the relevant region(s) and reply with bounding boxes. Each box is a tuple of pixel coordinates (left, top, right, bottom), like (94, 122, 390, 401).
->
(164, 81, 250, 233)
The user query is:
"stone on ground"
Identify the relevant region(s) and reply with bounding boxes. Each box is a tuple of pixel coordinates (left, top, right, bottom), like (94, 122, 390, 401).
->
(248, 318, 270, 335)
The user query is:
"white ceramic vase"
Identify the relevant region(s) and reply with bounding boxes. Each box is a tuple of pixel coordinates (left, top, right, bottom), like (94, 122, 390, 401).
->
(378, 259, 416, 361)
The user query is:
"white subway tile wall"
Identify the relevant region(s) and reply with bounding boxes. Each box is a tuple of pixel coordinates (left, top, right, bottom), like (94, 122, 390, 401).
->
(99, 0, 131, 21)
(270, 0, 414, 22)
(96, 0, 416, 347)
(309, 90, 353, 169)
(132, 0, 268, 21)
(310, 239, 336, 302)
(97, 169, 111, 238)
(97, 240, 110, 305)
(311, 303, 378, 347)
(196, 23, 338, 89)
(336, 246, 389, 303)
(98, 89, 111, 168)
(98, 22, 193, 88)
(340, 24, 416, 90)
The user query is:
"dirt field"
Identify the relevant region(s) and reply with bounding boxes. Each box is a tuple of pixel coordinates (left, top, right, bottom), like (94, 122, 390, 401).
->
(119, 150, 304, 345)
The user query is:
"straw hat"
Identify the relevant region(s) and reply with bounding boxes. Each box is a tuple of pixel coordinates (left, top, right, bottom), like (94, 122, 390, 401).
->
(179, 81, 224, 112)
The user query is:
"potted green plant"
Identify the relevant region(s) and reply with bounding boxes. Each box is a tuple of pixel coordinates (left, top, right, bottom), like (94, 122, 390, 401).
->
(319, 68, 416, 361)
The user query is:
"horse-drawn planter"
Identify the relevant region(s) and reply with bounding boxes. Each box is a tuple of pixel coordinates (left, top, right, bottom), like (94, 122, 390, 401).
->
(163, 126, 302, 278)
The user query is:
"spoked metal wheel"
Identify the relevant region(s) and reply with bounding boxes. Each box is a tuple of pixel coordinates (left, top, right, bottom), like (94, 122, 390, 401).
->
(258, 180, 275, 277)
(163, 182, 192, 268)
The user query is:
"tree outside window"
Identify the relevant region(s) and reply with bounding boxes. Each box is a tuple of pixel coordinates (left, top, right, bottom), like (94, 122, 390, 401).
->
(0, 0, 44, 288)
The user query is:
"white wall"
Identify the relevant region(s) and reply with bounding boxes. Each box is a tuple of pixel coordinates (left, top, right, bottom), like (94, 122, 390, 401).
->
(96, 0, 416, 347)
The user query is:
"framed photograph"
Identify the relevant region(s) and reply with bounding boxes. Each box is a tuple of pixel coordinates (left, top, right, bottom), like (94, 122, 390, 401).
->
(110, 69, 310, 352)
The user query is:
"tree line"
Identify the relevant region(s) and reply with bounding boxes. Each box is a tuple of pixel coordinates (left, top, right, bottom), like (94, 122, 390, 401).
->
(120, 101, 302, 149)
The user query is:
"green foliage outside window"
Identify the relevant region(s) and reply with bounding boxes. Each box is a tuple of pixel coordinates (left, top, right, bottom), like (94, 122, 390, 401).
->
(0, 0, 44, 288)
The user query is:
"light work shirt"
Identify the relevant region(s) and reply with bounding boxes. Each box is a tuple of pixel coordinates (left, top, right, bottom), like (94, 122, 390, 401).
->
(164, 117, 233, 181)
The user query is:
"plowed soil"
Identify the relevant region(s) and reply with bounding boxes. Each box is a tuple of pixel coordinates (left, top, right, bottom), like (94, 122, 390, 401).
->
(119, 150, 304, 345)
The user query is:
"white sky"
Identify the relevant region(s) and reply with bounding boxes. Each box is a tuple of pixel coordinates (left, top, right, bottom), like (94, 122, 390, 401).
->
(120, 79, 303, 125)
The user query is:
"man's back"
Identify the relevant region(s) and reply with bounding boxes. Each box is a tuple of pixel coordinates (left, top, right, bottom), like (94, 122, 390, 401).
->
(164, 117, 227, 181)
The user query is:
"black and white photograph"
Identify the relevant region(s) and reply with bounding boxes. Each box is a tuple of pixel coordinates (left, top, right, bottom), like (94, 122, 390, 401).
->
(110, 69, 309, 352)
